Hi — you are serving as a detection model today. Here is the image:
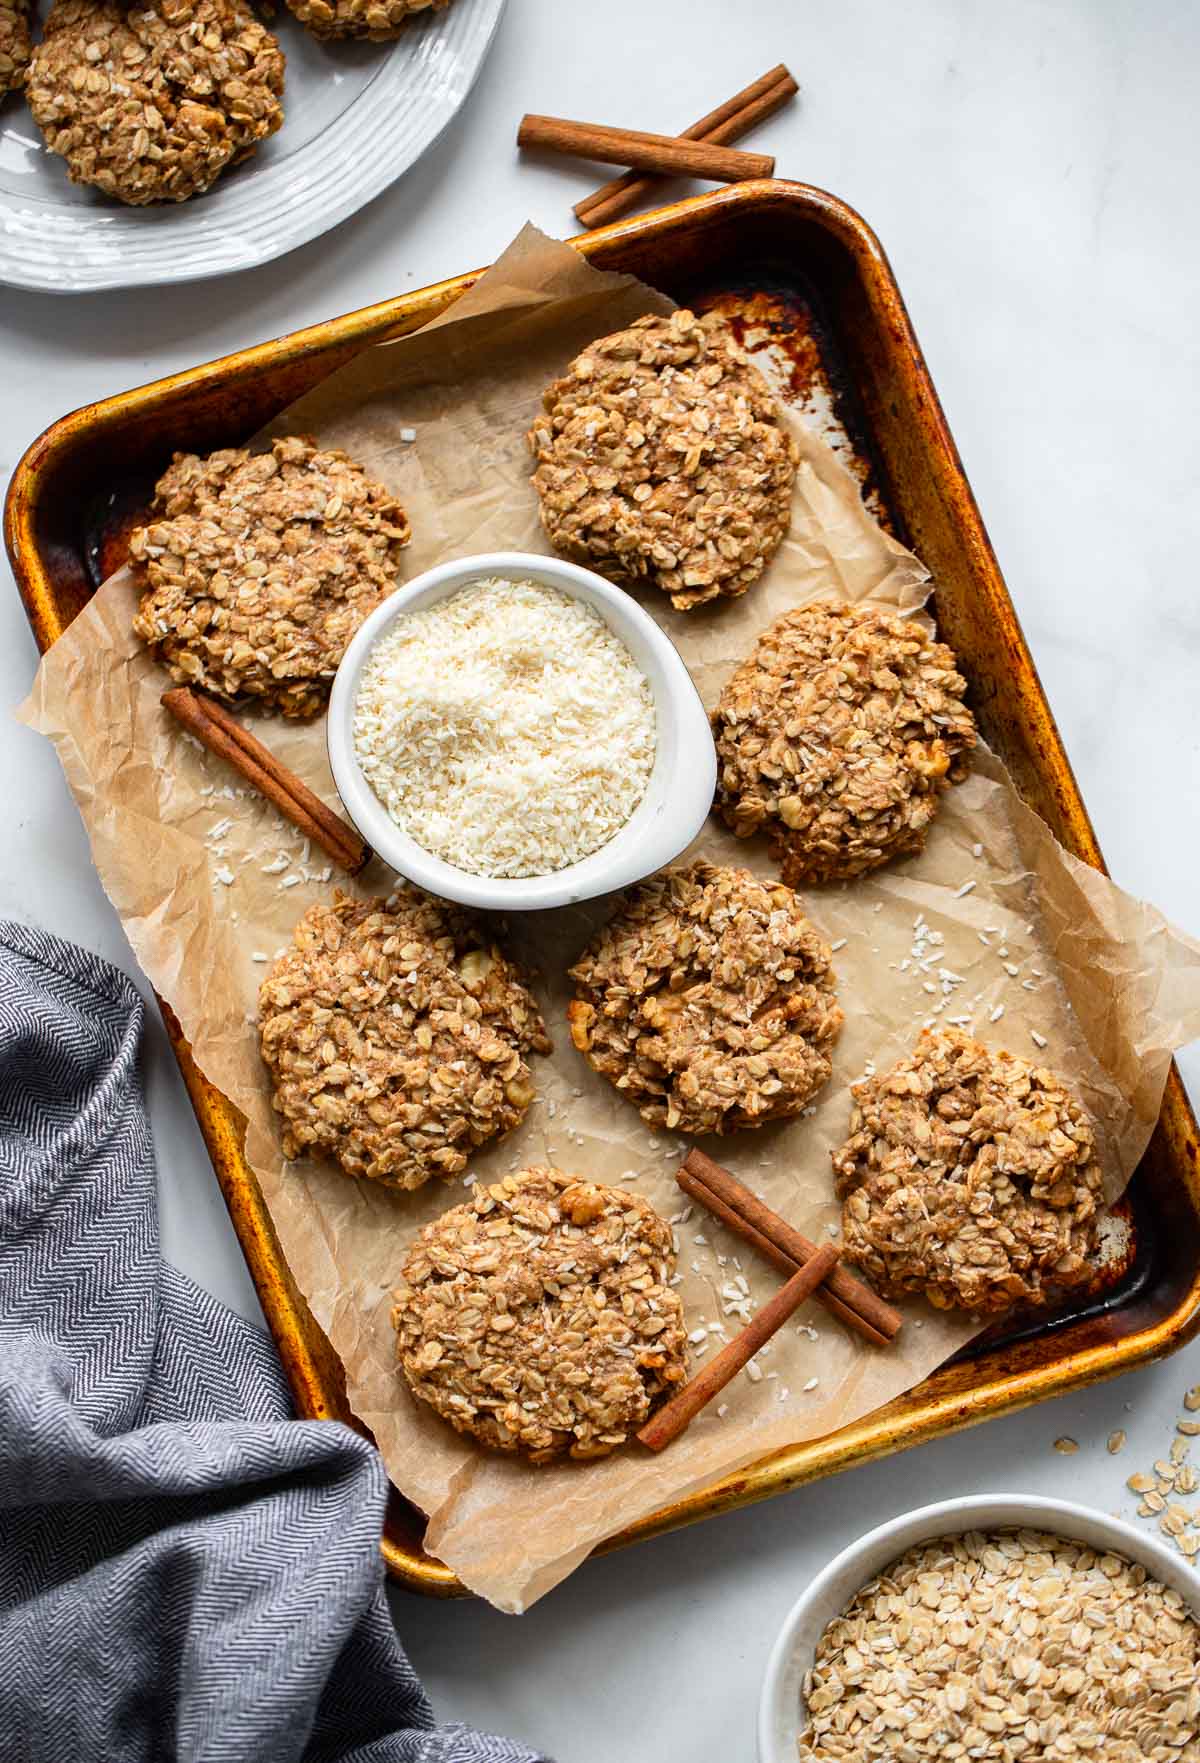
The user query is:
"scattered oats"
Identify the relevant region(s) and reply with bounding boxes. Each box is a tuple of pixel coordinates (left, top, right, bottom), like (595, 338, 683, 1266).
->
(1107, 1429, 1127, 1454)
(1185, 1384, 1200, 1411)
(1171, 1436, 1191, 1463)
(1156, 1458, 1178, 1479)
(1181, 1531, 1200, 1556)
(1144, 1490, 1167, 1513)
(1177, 1419, 1200, 1436)
(1053, 1436, 1079, 1454)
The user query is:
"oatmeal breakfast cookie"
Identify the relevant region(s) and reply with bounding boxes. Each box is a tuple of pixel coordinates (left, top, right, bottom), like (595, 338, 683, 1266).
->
(130, 437, 411, 717)
(567, 859, 843, 1134)
(833, 1028, 1101, 1313)
(391, 1166, 688, 1461)
(527, 308, 798, 611)
(284, 0, 451, 41)
(258, 889, 550, 1190)
(0, 0, 31, 96)
(27, 0, 285, 206)
(713, 602, 976, 884)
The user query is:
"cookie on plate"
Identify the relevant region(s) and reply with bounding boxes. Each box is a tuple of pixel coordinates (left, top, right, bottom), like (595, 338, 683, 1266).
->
(258, 889, 550, 1190)
(528, 308, 798, 611)
(26, 0, 285, 206)
(712, 602, 976, 884)
(391, 1166, 688, 1461)
(131, 437, 411, 718)
(567, 859, 843, 1134)
(284, 0, 451, 42)
(833, 1028, 1100, 1313)
(0, 0, 32, 97)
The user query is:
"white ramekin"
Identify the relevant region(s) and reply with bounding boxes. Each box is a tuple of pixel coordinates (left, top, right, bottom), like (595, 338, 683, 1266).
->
(327, 551, 717, 912)
(758, 1492, 1200, 1763)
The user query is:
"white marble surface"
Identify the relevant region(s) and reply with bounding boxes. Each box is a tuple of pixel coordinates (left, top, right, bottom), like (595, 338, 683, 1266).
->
(2, 1, 1199, 1757)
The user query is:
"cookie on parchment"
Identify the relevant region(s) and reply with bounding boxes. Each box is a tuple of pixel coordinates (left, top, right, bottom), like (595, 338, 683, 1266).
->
(0, 0, 31, 97)
(285, 0, 451, 41)
(26, 0, 285, 206)
(528, 308, 798, 611)
(258, 889, 550, 1190)
(712, 601, 976, 885)
(391, 1167, 688, 1461)
(131, 436, 411, 718)
(833, 1028, 1100, 1313)
(567, 859, 843, 1135)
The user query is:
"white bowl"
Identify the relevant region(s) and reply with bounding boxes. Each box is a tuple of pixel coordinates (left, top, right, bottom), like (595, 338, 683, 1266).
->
(758, 1493, 1200, 1763)
(327, 551, 717, 912)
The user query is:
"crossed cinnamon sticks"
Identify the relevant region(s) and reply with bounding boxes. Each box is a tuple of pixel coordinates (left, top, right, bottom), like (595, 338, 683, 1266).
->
(518, 65, 799, 230)
(638, 1150, 902, 1451)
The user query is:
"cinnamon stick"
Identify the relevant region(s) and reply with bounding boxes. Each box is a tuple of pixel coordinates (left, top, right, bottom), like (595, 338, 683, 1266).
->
(681, 1149, 902, 1343)
(677, 1166, 890, 1348)
(638, 1243, 840, 1451)
(575, 67, 798, 229)
(518, 116, 774, 185)
(162, 688, 371, 876)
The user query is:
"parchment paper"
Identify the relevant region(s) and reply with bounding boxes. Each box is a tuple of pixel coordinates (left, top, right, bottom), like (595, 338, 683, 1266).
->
(21, 226, 1200, 1611)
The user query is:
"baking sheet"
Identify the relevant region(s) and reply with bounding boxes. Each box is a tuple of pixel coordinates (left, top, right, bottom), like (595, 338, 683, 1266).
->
(20, 225, 1200, 1610)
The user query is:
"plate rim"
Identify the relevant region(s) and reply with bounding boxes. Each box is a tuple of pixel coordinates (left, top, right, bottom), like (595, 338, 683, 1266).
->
(0, 0, 507, 295)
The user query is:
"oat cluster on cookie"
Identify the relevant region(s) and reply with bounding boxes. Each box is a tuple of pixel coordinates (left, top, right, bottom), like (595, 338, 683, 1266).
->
(0, 0, 31, 95)
(391, 1166, 688, 1461)
(567, 859, 843, 1135)
(284, 0, 450, 41)
(131, 436, 411, 717)
(713, 601, 977, 885)
(528, 308, 798, 611)
(258, 890, 550, 1190)
(27, 0, 285, 205)
(833, 1027, 1101, 1312)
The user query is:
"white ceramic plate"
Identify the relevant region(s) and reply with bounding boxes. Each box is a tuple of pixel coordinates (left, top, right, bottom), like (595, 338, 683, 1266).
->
(757, 1493, 1200, 1763)
(0, 0, 505, 294)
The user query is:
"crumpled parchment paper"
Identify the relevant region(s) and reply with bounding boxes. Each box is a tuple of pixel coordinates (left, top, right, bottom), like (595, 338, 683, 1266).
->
(20, 225, 1200, 1610)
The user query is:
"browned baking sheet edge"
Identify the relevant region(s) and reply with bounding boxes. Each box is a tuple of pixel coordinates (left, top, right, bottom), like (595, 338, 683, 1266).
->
(8, 182, 1200, 1598)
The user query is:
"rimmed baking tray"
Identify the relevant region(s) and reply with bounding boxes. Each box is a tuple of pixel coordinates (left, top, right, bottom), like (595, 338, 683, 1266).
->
(8, 181, 1200, 1597)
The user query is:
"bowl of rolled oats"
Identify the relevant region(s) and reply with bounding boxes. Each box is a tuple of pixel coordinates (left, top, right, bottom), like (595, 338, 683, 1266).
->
(758, 1494, 1200, 1763)
(327, 550, 717, 910)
